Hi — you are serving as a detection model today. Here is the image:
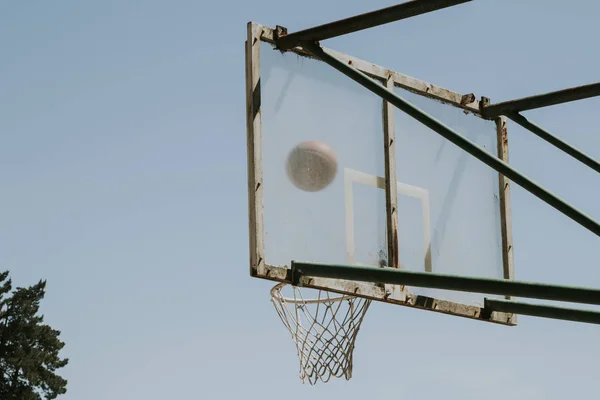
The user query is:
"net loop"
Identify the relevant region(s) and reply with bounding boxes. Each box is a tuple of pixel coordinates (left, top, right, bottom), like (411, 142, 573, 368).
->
(270, 283, 371, 384)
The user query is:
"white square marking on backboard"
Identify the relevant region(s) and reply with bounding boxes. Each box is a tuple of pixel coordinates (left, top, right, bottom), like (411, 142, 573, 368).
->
(344, 168, 432, 271)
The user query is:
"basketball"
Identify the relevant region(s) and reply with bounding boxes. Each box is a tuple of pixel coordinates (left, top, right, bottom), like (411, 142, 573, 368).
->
(286, 141, 338, 192)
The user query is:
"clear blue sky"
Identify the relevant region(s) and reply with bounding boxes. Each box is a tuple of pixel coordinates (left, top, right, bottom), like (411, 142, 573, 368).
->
(1, 1, 599, 399)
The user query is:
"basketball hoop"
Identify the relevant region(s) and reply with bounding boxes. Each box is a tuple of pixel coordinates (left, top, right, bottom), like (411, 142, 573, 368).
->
(270, 283, 371, 384)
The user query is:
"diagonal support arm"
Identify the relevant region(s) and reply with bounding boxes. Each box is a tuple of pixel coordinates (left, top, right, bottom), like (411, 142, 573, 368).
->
(291, 261, 600, 325)
(275, 0, 471, 50)
(301, 40, 600, 237)
(484, 299, 600, 325)
(481, 82, 600, 118)
(507, 112, 600, 174)
(291, 261, 600, 305)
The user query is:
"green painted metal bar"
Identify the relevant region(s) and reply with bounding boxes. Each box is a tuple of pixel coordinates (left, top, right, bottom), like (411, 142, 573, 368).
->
(484, 299, 600, 325)
(275, 0, 471, 51)
(301, 41, 600, 237)
(291, 261, 600, 306)
(481, 82, 600, 119)
(508, 112, 600, 174)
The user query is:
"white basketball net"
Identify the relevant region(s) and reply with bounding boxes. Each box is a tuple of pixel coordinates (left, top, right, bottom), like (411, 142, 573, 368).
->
(270, 283, 371, 384)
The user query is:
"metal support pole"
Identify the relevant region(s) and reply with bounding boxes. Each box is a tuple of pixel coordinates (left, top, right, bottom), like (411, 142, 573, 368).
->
(301, 41, 600, 237)
(291, 261, 600, 306)
(481, 82, 600, 118)
(275, 0, 470, 50)
(484, 299, 600, 325)
(508, 112, 600, 174)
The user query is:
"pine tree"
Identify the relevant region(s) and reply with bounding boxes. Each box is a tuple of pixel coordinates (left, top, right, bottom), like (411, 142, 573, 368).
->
(0, 271, 68, 399)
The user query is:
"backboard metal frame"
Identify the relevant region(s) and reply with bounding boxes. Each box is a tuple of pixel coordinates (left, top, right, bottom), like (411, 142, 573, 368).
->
(246, 21, 516, 326)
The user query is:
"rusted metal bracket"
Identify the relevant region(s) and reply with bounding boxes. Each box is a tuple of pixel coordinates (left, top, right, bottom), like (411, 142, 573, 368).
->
(273, 25, 288, 42)
(460, 93, 475, 105)
(480, 96, 491, 110)
(275, 0, 471, 51)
